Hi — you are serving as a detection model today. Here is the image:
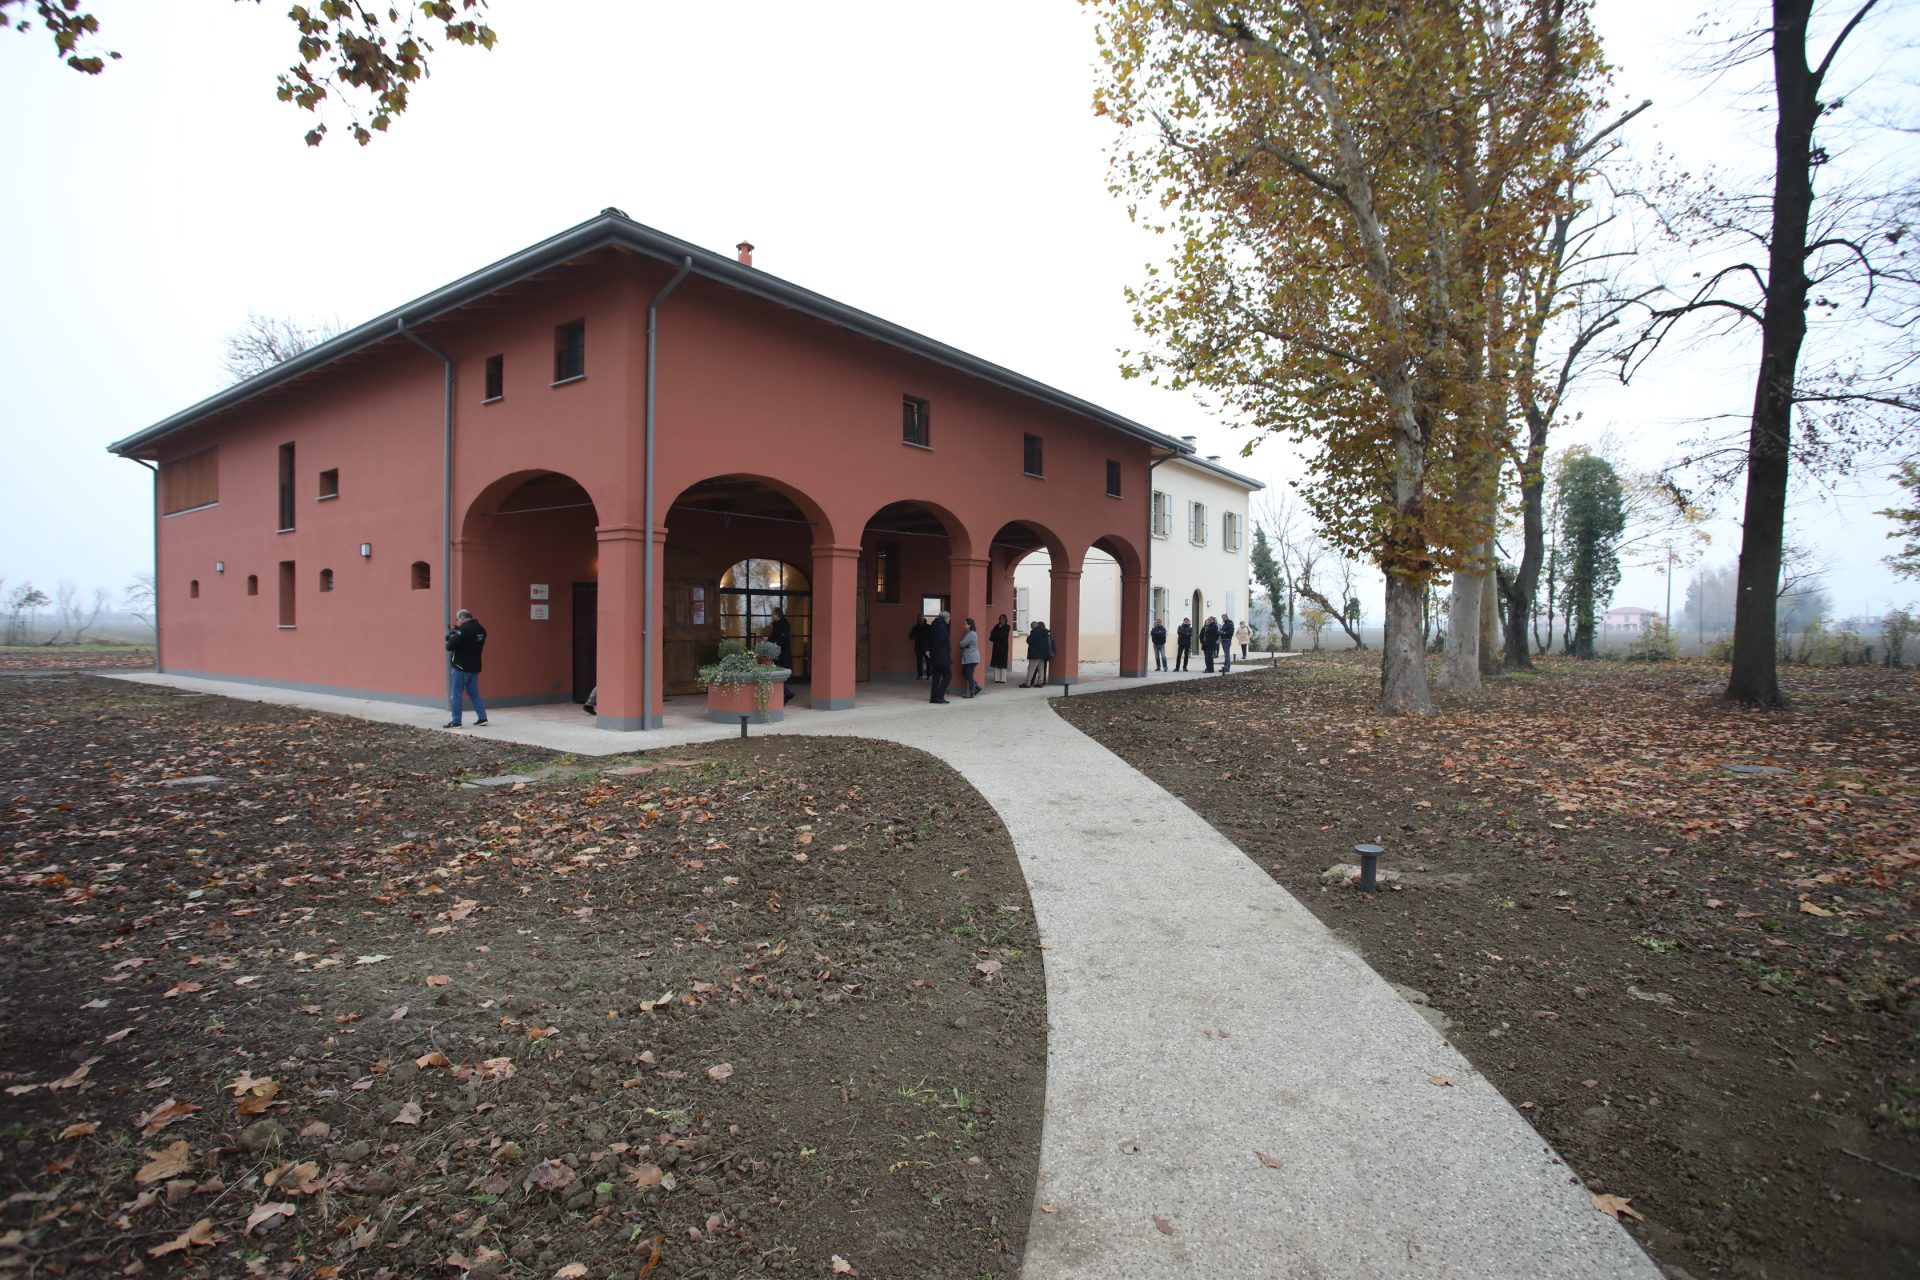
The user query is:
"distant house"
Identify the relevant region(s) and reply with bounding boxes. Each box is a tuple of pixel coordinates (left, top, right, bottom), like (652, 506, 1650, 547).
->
(108, 210, 1195, 729)
(1012, 449, 1262, 660)
(1602, 606, 1658, 633)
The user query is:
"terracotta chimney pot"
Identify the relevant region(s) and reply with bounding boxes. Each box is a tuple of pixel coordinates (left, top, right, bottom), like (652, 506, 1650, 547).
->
(736, 241, 755, 266)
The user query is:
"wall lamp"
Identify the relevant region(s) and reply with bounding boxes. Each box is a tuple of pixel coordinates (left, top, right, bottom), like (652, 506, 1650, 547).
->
(359, 542, 373, 559)
(215, 561, 225, 574)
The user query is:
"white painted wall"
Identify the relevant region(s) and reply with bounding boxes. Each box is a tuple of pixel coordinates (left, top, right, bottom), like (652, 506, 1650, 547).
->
(1013, 455, 1258, 662)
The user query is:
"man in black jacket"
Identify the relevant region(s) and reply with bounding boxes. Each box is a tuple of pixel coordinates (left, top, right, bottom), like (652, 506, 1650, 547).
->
(444, 609, 488, 728)
(909, 617, 932, 679)
(1175, 618, 1193, 671)
(926, 611, 953, 704)
(1150, 619, 1168, 671)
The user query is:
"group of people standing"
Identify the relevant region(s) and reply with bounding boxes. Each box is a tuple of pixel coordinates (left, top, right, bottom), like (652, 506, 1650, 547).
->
(910, 613, 1057, 703)
(1150, 614, 1241, 673)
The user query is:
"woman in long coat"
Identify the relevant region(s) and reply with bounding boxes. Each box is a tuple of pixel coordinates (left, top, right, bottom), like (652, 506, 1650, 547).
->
(988, 614, 1012, 684)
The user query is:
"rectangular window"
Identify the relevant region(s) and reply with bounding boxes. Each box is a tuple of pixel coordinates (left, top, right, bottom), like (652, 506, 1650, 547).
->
(554, 321, 586, 383)
(484, 354, 504, 401)
(874, 542, 900, 603)
(1015, 586, 1030, 632)
(902, 396, 930, 448)
(277, 443, 295, 531)
(1153, 586, 1168, 627)
(1023, 433, 1044, 477)
(1189, 501, 1208, 545)
(318, 468, 339, 500)
(160, 447, 220, 515)
(277, 560, 296, 627)
(1151, 490, 1170, 538)
(1106, 460, 1122, 498)
(1223, 511, 1240, 551)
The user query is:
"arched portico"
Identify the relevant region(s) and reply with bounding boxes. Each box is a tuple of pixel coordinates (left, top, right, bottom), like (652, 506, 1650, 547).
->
(861, 500, 974, 681)
(456, 471, 603, 709)
(1093, 533, 1148, 678)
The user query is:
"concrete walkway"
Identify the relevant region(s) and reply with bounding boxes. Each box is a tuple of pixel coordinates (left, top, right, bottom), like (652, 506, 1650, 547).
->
(108, 665, 1659, 1278)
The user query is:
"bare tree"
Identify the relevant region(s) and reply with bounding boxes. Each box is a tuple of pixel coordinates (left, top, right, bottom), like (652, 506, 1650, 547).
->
(222, 311, 344, 383)
(122, 572, 155, 628)
(53, 581, 108, 644)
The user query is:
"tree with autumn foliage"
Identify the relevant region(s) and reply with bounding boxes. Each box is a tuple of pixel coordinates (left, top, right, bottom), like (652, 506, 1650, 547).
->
(0, 0, 496, 145)
(1090, 0, 1610, 714)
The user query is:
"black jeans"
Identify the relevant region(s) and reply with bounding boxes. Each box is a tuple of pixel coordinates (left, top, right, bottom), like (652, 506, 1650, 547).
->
(929, 664, 952, 702)
(1153, 642, 1167, 670)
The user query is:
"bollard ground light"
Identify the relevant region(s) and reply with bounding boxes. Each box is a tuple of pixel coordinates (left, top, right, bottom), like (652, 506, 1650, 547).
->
(1353, 843, 1384, 893)
(738, 715, 751, 740)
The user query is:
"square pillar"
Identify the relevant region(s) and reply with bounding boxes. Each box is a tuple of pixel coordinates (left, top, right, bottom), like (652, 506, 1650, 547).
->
(810, 544, 861, 710)
(1048, 566, 1082, 685)
(949, 555, 990, 636)
(1119, 571, 1148, 678)
(592, 525, 653, 730)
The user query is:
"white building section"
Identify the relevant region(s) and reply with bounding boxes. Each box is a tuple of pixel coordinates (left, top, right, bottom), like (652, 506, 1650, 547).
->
(1015, 449, 1262, 661)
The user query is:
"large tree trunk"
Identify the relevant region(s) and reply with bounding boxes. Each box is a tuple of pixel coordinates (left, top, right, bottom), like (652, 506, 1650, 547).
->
(1440, 564, 1486, 691)
(1479, 560, 1503, 678)
(1381, 572, 1433, 714)
(1727, 0, 1818, 709)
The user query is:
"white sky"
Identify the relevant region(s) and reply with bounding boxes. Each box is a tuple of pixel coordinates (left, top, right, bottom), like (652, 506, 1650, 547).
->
(1, 0, 1912, 623)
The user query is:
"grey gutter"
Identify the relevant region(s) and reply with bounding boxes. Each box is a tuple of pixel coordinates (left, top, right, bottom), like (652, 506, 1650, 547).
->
(641, 257, 694, 731)
(396, 320, 455, 629)
(1170, 452, 1267, 491)
(108, 209, 1196, 461)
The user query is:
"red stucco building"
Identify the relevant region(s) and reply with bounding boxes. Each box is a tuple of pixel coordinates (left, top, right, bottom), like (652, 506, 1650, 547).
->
(110, 210, 1193, 730)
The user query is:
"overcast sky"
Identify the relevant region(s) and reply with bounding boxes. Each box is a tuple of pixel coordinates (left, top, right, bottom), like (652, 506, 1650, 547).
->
(1, 0, 1912, 624)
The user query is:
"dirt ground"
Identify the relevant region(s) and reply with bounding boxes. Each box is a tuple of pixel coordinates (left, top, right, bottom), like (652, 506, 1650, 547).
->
(1058, 651, 1920, 1280)
(0, 675, 1044, 1280)
(0, 648, 154, 673)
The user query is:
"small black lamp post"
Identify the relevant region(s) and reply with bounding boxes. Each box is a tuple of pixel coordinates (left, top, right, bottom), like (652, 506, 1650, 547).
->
(739, 714, 751, 739)
(1353, 843, 1384, 893)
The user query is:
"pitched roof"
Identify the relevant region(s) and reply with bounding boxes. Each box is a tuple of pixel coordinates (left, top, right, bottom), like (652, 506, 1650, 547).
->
(1166, 452, 1265, 492)
(108, 208, 1197, 460)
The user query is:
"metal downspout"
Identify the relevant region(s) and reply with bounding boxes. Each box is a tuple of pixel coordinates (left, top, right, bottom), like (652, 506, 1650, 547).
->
(133, 458, 159, 669)
(397, 319, 456, 630)
(643, 257, 694, 731)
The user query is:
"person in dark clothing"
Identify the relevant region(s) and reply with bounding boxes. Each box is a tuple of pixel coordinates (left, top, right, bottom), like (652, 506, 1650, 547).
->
(909, 617, 932, 679)
(765, 606, 795, 704)
(1200, 615, 1220, 672)
(927, 611, 954, 703)
(988, 614, 1012, 684)
(444, 609, 488, 728)
(1219, 616, 1235, 673)
(1021, 621, 1053, 687)
(1175, 618, 1193, 671)
(1150, 619, 1168, 671)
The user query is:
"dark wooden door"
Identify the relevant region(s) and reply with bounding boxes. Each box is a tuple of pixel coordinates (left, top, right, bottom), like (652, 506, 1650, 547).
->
(572, 582, 597, 703)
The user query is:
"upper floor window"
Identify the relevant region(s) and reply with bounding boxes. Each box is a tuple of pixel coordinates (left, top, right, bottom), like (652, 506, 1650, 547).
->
(1151, 490, 1170, 537)
(484, 354, 504, 401)
(1223, 511, 1241, 551)
(1106, 460, 1122, 498)
(554, 321, 586, 383)
(1023, 433, 1044, 478)
(318, 468, 339, 500)
(1189, 500, 1208, 545)
(277, 442, 296, 532)
(902, 396, 930, 448)
(411, 561, 432, 590)
(160, 447, 219, 515)
(318, 567, 335, 593)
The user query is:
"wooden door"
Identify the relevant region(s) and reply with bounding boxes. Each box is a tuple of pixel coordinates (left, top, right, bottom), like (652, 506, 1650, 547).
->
(571, 583, 597, 703)
(663, 547, 720, 696)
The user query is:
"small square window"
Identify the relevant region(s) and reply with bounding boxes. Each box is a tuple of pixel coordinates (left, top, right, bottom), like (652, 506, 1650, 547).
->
(319, 567, 334, 593)
(484, 354, 504, 401)
(554, 321, 585, 383)
(411, 561, 432, 590)
(1106, 460, 1122, 498)
(902, 396, 930, 448)
(1023, 434, 1044, 478)
(318, 468, 339, 500)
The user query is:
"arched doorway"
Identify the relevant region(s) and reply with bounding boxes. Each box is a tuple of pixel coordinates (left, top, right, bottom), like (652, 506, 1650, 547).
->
(861, 500, 966, 680)
(663, 475, 828, 698)
(458, 471, 601, 706)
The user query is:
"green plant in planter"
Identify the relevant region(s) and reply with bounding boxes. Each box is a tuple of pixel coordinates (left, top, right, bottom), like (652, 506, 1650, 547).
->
(698, 650, 789, 719)
(753, 640, 781, 662)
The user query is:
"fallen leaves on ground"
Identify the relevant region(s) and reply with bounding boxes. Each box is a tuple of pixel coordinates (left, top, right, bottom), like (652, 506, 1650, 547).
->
(1593, 1193, 1645, 1222)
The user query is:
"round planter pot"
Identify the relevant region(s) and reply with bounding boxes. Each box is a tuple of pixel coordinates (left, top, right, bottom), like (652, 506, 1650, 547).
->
(706, 677, 785, 723)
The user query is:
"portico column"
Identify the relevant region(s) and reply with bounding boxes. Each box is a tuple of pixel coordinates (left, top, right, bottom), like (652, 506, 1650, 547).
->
(1119, 570, 1148, 678)
(591, 524, 651, 731)
(810, 544, 861, 711)
(949, 555, 989, 635)
(1048, 565, 1082, 686)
